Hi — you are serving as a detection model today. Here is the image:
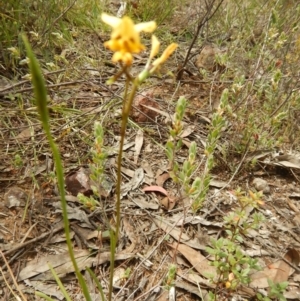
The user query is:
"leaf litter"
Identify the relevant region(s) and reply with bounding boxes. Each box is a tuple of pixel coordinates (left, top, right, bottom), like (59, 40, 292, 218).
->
(2, 86, 300, 300)
(1, 2, 300, 301)
(2, 88, 300, 296)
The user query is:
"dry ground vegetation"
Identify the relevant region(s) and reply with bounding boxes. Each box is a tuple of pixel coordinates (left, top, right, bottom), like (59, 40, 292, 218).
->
(1, 0, 300, 300)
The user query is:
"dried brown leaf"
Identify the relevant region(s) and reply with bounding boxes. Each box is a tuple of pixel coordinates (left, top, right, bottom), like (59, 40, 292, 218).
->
(4, 187, 27, 208)
(122, 218, 137, 253)
(121, 168, 144, 197)
(143, 185, 168, 196)
(156, 172, 170, 187)
(19, 250, 132, 281)
(250, 249, 299, 288)
(153, 217, 206, 250)
(143, 185, 177, 209)
(16, 127, 34, 141)
(134, 129, 143, 164)
(169, 242, 217, 279)
(286, 198, 299, 213)
(130, 90, 160, 123)
(176, 267, 214, 288)
(179, 125, 195, 138)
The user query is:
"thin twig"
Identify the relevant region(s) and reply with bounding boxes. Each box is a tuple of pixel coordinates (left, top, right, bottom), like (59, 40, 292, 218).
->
(0, 69, 66, 93)
(0, 249, 28, 301)
(3, 224, 64, 257)
(0, 80, 86, 96)
(40, 0, 77, 39)
(177, 0, 225, 80)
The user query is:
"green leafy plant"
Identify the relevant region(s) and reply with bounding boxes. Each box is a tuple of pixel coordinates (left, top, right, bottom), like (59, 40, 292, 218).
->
(89, 122, 108, 194)
(13, 153, 23, 169)
(257, 279, 288, 301)
(1, 0, 103, 71)
(219, 1, 299, 160)
(166, 89, 229, 211)
(133, 0, 177, 26)
(206, 189, 266, 300)
(208, 237, 261, 291)
(77, 121, 107, 210)
(164, 264, 177, 289)
(77, 193, 99, 211)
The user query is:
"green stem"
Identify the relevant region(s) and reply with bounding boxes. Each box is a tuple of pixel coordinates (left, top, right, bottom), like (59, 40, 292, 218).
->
(108, 78, 139, 301)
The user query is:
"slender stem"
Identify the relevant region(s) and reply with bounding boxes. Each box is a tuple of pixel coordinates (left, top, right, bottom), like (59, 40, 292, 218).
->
(108, 77, 139, 301)
(177, 0, 224, 80)
(116, 79, 138, 239)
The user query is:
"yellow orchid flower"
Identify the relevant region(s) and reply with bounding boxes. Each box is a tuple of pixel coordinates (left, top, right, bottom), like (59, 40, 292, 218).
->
(101, 13, 156, 65)
(152, 43, 178, 69)
(139, 39, 178, 83)
(149, 35, 160, 59)
(112, 51, 134, 66)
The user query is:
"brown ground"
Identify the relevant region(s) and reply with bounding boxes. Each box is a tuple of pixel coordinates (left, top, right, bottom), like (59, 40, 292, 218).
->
(1, 1, 300, 301)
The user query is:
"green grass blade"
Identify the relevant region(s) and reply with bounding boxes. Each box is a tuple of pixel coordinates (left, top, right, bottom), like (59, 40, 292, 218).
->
(48, 264, 72, 301)
(86, 267, 106, 301)
(35, 292, 56, 301)
(22, 34, 92, 301)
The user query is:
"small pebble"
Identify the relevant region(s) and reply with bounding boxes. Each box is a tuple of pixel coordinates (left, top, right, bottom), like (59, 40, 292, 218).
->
(253, 177, 270, 194)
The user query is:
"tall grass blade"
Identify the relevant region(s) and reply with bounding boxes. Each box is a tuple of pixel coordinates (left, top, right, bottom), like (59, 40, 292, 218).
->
(22, 34, 92, 301)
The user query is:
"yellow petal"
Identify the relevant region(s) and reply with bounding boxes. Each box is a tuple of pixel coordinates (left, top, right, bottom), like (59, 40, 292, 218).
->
(101, 14, 157, 64)
(101, 13, 122, 28)
(256, 199, 265, 205)
(111, 16, 145, 53)
(134, 21, 157, 33)
(112, 51, 133, 66)
(150, 35, 160, 59)
(228, 273, 235, 281)
(104, 40, 122, 52)
(152, 43, 178, 67)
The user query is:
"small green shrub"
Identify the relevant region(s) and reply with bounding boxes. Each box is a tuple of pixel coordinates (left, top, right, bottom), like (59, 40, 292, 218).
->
(1, 0, 103, 74)
(166, 90, 228, 211)
(132, 0, 178, 25)
(257, 279, 288, 301)
(204, 189, 289, 300)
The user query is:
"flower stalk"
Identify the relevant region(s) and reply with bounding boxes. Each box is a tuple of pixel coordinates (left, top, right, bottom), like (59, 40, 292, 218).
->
(101, 13, 178, 300)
